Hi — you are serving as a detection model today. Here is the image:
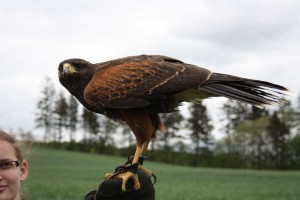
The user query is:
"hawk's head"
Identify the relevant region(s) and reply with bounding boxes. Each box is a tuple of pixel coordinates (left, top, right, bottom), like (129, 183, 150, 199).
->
(58, 58, 91, 79)
(58, 58, 94, 97)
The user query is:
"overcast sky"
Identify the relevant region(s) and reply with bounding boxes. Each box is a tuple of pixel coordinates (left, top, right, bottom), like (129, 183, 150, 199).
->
(0, 0, 299, 139)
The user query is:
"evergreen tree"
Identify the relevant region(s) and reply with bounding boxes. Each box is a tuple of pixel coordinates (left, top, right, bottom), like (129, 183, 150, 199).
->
(297, 92, 300, 133)
(68, 95, 79, 142)
(35, 77, 56, 143)
(159, 111, 184, 163)
(291, 92, 300, 168)
(249, 105, 269, 120)
(160, 111, 183, 150)
(221, 100, 269, 157)
(266, 112, 290, 169)
(221, 100, 249, 135)
(234, 117, 270, 169)
(277, 99, 297, 129)
(187, 102, 213, 167)
(121, 125, 133, 148)
(289, 134, 300, 168)
(98, 115, 116, 149)
(54, 91, 68, 143)
(82, 108, 100, 141)
(221, 100, 268, 135)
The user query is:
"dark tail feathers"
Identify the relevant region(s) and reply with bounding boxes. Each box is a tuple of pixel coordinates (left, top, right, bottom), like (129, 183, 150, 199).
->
(200, 73, 289, 107)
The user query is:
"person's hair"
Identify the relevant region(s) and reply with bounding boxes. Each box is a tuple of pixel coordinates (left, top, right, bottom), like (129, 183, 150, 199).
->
(0, 130, 24, 161)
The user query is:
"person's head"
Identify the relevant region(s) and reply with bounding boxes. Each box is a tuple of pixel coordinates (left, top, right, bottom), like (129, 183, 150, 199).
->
(0, 130, 28, 200)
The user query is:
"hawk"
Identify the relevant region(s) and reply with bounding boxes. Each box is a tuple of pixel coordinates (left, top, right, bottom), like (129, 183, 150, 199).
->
(58, 55, 288, 190)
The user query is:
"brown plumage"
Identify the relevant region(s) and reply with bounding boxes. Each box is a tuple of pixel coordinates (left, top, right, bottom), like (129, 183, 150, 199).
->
(58, 54, 288, 190)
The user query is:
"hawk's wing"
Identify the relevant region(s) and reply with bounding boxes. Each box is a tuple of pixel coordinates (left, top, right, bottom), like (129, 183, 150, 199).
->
(84, 55, 211, 109)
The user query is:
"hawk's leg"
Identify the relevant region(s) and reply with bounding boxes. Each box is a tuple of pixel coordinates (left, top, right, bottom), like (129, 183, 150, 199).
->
(127, 142, 154, 178)
(104, 143, 143, 191)
(139, 140, 154, 177)
(113, 141, 145, 191)
(112, 110, 157, 191)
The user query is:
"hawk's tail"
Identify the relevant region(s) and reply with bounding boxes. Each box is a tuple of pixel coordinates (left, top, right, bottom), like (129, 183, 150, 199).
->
(200, 73, 289, 107)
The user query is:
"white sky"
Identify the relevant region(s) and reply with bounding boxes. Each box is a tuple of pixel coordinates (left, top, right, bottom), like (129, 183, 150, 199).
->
(0, 0, 299, 139)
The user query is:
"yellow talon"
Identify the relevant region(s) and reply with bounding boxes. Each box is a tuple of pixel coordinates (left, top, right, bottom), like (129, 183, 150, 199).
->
(138, 165, 153, 177)
(115, 171, 141, 191)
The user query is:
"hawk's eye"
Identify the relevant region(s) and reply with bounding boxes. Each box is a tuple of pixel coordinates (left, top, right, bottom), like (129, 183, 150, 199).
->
(58, 64, 63, 71)
(75, 64, 84, 69)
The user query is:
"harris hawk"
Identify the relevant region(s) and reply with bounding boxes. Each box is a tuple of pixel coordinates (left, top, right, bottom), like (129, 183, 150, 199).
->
(58, 54, 288, 191)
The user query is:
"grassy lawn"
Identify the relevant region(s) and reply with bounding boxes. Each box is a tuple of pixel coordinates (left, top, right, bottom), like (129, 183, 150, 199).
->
(23, 147, 300, 200)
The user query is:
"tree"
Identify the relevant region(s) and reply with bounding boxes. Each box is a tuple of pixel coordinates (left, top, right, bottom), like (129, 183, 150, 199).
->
(220, 100, 270, 157)
(53, 91, 68, 143)
(159, 111, 184, 163)
(249, 105, 269, 120)
(187, 102, 213, 167)
(82, 108, 100, 141)
(296, 92, 300, 134)
(289, 134, 300, 168)
(121, 124, 134, 148)
(266, 111, 290, 169)
(290, 92, 300, 168)
(98, 115, 117, 153)
(277, 99, 297, 130)
(67, 95, 79, 142)
(221, 100, 249, 135)
(221, 100, 268, 135)
(234, 117, 270, 169)
(35, 77, 56, 143)
(16, 128, 35, 143)
(159, 112, 184, 149)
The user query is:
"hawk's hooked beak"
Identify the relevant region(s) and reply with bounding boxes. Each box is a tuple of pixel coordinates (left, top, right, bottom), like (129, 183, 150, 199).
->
(63, 63, 78, 74)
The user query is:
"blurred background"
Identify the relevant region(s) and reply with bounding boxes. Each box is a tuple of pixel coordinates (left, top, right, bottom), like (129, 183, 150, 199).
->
(1, 0, 300, 170)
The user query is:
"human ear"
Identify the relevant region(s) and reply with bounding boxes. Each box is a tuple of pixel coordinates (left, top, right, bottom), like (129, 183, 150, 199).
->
(20, 160, 28, 181)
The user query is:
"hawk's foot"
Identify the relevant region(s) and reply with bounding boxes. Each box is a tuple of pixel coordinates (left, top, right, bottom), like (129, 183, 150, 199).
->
(104, 163, 140, 191)
(115, 171, 140, 191)
(127, 154, 156, 183)
(138, 165, 153, 177)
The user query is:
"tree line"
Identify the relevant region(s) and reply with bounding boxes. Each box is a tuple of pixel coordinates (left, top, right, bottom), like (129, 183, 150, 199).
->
(34, 77, 300, 169)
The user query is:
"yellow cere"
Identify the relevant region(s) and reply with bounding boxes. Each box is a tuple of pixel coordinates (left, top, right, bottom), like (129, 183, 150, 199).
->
(63, 63, 78, 73)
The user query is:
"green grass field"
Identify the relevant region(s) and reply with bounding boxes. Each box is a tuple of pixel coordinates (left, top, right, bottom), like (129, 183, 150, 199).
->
(23, 147, 300, 200)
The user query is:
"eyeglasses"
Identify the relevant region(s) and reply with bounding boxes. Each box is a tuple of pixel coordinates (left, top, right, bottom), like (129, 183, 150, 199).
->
(0, 161, 21, 171)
